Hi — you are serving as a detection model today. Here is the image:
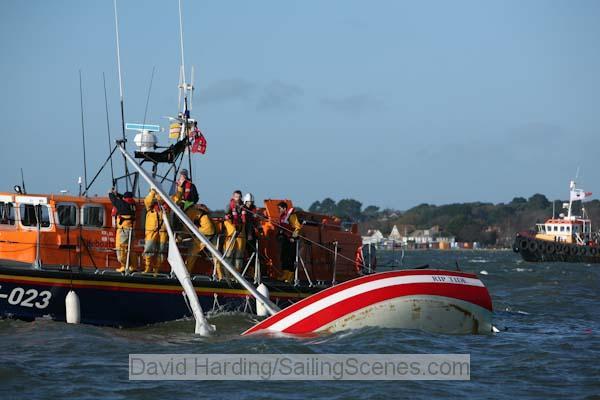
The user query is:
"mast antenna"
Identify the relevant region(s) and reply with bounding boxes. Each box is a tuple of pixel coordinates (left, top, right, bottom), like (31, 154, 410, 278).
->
(178, 0, 194, 180)
(113, 0, 130, 190)
(79, 70, 88, 195)
(103, 72, 115, 185)
(20, 168, 27, 194)
(178, 0, 186, 90)
(190, 65, 195, 111)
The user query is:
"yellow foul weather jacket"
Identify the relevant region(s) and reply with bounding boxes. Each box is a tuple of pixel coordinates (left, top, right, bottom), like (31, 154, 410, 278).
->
(144, 190, 167, 242)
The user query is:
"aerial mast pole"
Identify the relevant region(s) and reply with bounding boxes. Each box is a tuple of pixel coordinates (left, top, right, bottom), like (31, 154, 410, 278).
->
(79, 70, 88, 195)
(102, 72, 115, 185)
(568, 180, 575, 219)
(113, 0, 130, 191)
(178, 0, 193, 181)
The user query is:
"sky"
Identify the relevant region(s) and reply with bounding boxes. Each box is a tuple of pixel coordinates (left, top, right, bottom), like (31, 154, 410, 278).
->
(1, 0, 600, 211)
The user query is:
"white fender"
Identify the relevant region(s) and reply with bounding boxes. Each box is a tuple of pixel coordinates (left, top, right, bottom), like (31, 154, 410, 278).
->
(256, 283, 270, 317)
(65, 290, 81, 324)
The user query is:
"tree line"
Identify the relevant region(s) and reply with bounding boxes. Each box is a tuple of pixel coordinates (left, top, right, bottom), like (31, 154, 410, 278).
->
(309, 195, 600, 247)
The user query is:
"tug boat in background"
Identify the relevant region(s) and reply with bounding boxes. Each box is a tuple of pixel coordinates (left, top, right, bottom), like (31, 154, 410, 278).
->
(513, 180, 600, 263)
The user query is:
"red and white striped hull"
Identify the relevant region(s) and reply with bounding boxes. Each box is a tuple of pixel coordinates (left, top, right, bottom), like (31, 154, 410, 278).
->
(243, 269, 493, 336)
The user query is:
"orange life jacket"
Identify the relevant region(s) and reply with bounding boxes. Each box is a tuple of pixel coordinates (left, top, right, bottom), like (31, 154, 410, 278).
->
(278, 207, 295, 236)
(225, 199, 246, 226)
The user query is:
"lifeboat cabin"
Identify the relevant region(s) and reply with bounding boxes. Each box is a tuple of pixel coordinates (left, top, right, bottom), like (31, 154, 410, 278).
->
(0, 192, 363, 284)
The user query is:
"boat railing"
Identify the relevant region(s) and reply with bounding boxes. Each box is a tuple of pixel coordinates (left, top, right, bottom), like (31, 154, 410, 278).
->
(294, 239, 314, 287)
(9, 220, 358, 286)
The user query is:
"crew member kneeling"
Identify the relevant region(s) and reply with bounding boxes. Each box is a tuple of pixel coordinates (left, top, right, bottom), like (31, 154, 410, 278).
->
(277, 201, 302, 282)
(186, 204, 218, 275)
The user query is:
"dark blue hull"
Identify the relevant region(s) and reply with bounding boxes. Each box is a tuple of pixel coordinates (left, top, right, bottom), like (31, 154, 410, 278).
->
(0, 262, 319, 328)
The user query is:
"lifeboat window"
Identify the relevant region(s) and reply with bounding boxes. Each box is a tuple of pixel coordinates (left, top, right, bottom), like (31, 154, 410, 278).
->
(566, 226, 570, 232)
(82, 205, 104, 228)
(560, 226, 565, 232)
(0, 202, 15, 225)
(19, 204, 51, 228)
(56, 204, 78, 227)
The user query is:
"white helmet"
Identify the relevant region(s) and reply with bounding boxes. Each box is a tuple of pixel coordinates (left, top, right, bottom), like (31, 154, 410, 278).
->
(243, 193, 254, 203)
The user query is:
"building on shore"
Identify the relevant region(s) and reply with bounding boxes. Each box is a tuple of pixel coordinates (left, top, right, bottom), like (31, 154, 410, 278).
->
(362, 225, 484, 250)
(362, 229, 384, 245)
(373, 225, 457, 250)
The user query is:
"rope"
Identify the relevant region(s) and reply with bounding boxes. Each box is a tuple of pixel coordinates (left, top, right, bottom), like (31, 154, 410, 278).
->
(243, 207, 367, 269)
(82, 144, 119, 196)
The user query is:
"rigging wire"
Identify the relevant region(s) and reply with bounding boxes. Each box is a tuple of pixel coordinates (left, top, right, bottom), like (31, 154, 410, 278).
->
(142, 66, 156, 130)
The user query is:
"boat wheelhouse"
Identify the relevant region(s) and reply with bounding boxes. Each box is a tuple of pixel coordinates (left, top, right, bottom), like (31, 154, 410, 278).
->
(535, 218, 593, 245)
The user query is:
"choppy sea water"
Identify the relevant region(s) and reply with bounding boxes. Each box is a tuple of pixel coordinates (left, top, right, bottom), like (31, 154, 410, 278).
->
(1, 250, 599, 399)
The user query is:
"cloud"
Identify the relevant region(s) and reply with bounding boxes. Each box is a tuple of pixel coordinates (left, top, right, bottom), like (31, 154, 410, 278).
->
(256, 81, 304, 111)
(321, 94, 383, 115)
(198, 78, 256, 104)
(198, 79, 304, 111)
(508, 122, 563, 144)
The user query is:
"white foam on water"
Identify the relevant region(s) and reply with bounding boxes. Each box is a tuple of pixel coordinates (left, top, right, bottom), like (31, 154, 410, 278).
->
(480, 270, 489, 275)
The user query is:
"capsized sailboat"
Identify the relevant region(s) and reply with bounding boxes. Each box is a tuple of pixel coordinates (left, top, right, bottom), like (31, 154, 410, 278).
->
(243, 269, 493, 336)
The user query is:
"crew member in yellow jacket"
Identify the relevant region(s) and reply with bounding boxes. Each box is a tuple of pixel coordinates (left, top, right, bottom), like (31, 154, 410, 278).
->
(142, 189, 168, 274)
(186, 204, 219, 275)
(108, 189, 137, 273)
